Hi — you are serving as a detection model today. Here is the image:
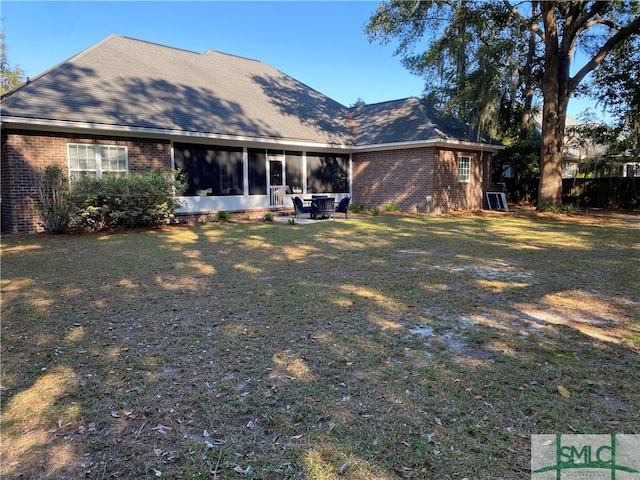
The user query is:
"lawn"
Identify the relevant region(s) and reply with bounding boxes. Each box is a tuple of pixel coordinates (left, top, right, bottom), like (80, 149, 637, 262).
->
(1, 211, 639, 479)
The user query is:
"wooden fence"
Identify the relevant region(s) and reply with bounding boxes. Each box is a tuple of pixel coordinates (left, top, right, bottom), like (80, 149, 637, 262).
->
(503, 177, 640, 209)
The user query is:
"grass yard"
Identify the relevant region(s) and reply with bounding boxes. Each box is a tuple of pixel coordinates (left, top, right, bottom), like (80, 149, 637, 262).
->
(1, 210, 639, 479)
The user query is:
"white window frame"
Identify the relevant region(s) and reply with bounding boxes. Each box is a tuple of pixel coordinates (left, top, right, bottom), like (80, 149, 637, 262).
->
(68, 143, 128, 179)
(458, 155, 471, 183)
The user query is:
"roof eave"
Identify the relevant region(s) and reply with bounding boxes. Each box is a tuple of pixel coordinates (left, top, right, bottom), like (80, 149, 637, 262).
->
(352, 138, 504, 153)
(1, 117, 503, 153)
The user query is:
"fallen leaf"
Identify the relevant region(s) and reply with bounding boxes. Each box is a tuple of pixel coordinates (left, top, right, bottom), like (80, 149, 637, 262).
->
(338, 462, 349, 475)
(233, 465, 251, 474)
(110, 411, 120, 418)
(151, 424, 172, 434)
(557, 385, 571, 397)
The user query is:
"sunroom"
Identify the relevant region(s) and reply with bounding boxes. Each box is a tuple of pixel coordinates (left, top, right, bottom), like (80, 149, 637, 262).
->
(173, 143, 351, 214)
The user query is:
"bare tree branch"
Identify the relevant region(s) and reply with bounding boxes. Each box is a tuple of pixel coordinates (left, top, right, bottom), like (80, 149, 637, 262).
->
(570, 14, 640, 91)
(503, 0, 545, 41)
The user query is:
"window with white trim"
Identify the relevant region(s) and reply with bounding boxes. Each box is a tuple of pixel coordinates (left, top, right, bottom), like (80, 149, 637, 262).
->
(68, 144, 128, 180)
(458, 155, 471, 182)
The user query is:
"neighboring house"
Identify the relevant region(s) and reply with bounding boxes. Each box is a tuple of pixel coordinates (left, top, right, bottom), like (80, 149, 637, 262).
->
(611, 151, 640, 178)
(563, 116, 609, 178)
(1, 35, 501, 234)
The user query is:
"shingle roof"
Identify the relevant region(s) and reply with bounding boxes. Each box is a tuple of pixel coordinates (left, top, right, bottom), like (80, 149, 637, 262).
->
(1, 35, 499, 150)
(350, 97, 496, 147)
(1, 35, 352, 145)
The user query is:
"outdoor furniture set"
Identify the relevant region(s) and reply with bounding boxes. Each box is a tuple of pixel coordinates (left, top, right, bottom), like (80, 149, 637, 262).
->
(292, 196, 350, 220)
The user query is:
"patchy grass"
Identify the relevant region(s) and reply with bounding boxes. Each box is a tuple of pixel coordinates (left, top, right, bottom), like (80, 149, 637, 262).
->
(1, 211, 639, 479)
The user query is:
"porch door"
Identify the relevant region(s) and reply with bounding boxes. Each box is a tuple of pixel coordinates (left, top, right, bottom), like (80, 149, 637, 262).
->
(268, 156, 285, 206)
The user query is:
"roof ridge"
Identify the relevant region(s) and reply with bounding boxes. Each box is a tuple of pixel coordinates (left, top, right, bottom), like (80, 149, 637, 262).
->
(2, 34, 121, 101)
(348, 96, 418, 111)
(202, 49, 264, 64)
(116, 34, 202, 56)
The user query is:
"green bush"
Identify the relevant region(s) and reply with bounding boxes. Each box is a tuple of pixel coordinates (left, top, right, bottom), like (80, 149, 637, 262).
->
(215, 210, 231, 222)
(262, 213, 274, 223)
(370, 206, 380, 216)
(349, 203, 365, 213)
(538, 202, 576, 214)
(34, 165, 71, 233)
(69, 170, 184, 231)
(384, 203, 399, 212)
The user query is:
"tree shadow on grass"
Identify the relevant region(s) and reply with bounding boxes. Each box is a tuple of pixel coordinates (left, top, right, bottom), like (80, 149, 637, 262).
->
(1, 215, 638, 478)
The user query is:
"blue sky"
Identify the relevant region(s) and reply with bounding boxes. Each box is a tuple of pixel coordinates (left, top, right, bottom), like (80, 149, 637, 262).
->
(2, 1, 596, 118)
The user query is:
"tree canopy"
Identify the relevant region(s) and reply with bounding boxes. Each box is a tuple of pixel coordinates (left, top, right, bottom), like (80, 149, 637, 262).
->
(1, 26, 25, 95)
(366, 0, 640, 206)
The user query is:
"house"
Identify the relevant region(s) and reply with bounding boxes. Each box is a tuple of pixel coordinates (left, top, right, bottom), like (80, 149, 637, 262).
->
(1, 35, 501, 234)
(562, 116, 609, 178)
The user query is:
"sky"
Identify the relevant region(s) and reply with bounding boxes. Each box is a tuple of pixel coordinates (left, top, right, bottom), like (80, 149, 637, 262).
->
(2, 0, 598, 119)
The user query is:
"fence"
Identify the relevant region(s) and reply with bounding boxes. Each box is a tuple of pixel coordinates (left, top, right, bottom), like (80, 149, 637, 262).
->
(504, 177, 640, 209)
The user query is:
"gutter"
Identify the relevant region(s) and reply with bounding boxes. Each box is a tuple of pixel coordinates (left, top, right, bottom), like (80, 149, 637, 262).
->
(351, 138, 504, 154)
(1, 116, 503, 154)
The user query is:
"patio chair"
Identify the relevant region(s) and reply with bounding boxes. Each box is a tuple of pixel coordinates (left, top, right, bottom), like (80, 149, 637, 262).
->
(335, 197, 350, 218)
(310, 197, 335, 220)
(292, 196, 310, 219)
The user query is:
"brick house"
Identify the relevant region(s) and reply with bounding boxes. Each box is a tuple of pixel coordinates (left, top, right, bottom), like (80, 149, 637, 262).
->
(1, 35, 501, 234)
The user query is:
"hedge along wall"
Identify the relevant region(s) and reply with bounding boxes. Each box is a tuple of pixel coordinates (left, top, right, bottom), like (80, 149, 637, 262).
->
(1, 129, 172, 234)
(351, 147, 491, 213)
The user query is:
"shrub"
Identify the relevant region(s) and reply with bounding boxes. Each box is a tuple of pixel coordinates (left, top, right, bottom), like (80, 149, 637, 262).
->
(262, 213, 274, 222)
(538, 202, 576, 214)
(216, 211, 231, 222)
(69, 170, 184, 231)
(385, 203, 399, 212)
(370, 206, 380, 216)
(34, 165, 71, 233)
(350, 203, 365, 213)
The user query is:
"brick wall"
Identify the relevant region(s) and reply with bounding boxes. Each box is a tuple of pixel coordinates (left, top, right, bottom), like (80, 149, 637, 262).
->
(352, 147, 491, 213)
(1, 130, 172, 234)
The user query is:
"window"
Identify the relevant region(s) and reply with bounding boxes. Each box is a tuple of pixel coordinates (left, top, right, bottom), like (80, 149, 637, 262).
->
(458, 155, 471, 182)
(306, 153, 349, 193)
(68, 144, 128, 180)
(285, 151, 303, 194)
(248, 148, 267, 195)
(174, 143, 243, 196)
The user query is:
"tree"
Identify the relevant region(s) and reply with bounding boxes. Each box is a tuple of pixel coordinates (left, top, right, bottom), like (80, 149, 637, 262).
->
(588, 38, 640, 159)
(1, 26, 25, 95)
(366, 1, 640, 207)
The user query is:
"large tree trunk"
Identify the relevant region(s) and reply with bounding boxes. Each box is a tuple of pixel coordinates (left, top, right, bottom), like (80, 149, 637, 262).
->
(538, 2, 570, 207)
